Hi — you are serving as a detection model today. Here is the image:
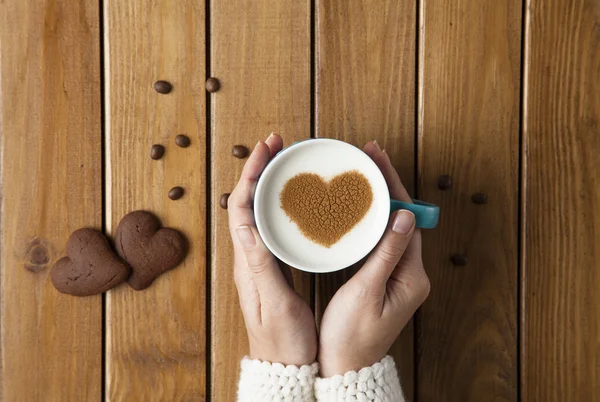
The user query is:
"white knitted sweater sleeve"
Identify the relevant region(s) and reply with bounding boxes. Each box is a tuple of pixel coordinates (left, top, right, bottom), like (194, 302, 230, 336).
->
(315, 356, 404, 402)
(237, 356, 404, 402)
(237, 357, 319, 402)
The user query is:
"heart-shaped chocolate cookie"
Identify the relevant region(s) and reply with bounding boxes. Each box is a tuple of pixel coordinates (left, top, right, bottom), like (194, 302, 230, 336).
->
(280, 170, 373, 247)
(115, 211, 187, 290)
(51, 229, 131, 296)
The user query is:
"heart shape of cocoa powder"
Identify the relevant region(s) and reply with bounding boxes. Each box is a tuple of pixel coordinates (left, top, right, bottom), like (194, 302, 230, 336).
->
(51, 229, 131, 296)
(115, 211, 187, 290)
(280, 171, 373, 247)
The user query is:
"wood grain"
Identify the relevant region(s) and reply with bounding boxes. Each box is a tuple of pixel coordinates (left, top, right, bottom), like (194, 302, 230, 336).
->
(522, 0, 600, 400)
(0, 0, 102, 400)
(210, 0, 311, 399)
(105, 1, 206, 399)
(314, 0, 416, 397)
(417, 1, 521, 401)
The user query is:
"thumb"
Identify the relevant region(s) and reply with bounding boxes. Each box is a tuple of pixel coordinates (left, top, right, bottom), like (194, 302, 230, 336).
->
(353, 210, 416, 288)
(235, 225, 291, 297)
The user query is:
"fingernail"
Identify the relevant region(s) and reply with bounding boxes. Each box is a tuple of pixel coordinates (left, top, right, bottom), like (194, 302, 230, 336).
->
(267, 132, 275, 141)
(373, 140, 382, 151)
(236, 226, 256, 249)
(254, 140, 263, 150)
(392, 210, 415, 234)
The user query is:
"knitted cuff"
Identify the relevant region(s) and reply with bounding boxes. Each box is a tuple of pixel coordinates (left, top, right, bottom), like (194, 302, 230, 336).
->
(237, 357, 319, 402)
(314, 356, 404, 402)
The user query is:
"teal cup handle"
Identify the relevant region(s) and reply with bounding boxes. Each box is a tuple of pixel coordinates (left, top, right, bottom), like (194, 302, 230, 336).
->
(390, 199, 440, 229)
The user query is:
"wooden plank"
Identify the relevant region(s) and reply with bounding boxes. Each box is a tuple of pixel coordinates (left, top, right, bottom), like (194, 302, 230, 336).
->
(417, 1, 521, 400)
(522, 1, 600, 400)
(105, 1, 206, 399)
(314, 0, 416, 397)
(0, 0, 102, 400)
(210, 0, 311, 399)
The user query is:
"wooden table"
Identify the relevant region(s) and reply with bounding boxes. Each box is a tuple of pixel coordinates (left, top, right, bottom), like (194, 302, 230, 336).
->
(1, 0, 599, 401)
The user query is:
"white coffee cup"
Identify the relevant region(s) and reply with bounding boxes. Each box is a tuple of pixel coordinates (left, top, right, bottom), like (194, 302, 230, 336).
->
(254, 139, 439, 273)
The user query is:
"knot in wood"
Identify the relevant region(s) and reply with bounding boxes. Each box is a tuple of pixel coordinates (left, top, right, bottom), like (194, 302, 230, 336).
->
(25, 239, 51, 273)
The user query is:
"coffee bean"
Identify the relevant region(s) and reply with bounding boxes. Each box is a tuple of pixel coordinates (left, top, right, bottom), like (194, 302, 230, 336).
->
(450, 253, 467, 266)
(154, 80, 172, 94)
(206, 77, 220, 93)
(175, 134, 190, 148)
(437, 175, 452, 190)
(471, 192, 488, 204)
(220, 193, 230, 209)
(168, 187, 184, 200)
(232, 145, 249, 159)
(150, 144, 165, 160)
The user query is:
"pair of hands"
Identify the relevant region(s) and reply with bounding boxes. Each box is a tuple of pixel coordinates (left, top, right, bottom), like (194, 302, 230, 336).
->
(228, 134, 430, 377)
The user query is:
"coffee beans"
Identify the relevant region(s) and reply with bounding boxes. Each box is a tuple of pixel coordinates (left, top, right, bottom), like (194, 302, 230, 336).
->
(151, 135, 190, 159)
(175, 134, 190, 148)
(450, 253, 467, 266)
(232, 145, 249, 159)
(150, 145, 165, 160)
(168, 187, 185, 200)
(220, 193, 230, 209)
(154, 80, 172, 94)
(471, 192, 488, 205)
(437, 175, 452, 190)
(206, 77, 220, 93)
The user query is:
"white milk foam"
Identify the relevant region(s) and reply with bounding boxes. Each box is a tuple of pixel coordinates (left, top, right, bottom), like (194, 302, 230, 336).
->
(254, 139, 390, 273)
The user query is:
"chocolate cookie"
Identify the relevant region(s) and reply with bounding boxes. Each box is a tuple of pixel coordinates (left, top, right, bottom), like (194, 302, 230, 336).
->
(115, 211, 187, 290)
(51, 229, 131, 296)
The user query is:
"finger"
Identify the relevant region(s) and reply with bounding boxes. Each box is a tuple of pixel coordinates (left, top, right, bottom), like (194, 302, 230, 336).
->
(364, 140, 423, 269)
(388, 231, 426, 284)
(265, 133, 284, 158)
(386, 244, 430, 312)
(235, 225, 291, 302)
(229, 140, 271, 213)
(363, 141, 412, 203)
(228, 140, 276, 309)
(353, 210, 416, 287)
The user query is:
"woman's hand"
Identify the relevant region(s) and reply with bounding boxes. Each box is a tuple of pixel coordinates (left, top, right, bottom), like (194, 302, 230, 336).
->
(228, 133, 317, 366)
(318, 141, 431, 377)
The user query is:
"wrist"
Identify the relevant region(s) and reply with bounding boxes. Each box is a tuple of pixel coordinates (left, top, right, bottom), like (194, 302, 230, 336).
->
(318, 353, 385, 378)
(250, 344, 316, 367)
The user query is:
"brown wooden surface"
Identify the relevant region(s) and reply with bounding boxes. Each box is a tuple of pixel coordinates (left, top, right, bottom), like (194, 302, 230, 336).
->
(314, 0, 417, 397)
(210, 0, 311, 400)
(522, 0, 600, 400)
(105, 0, 207, 399)
(2, 1, 600, 400)
(0, 0, 102, 400)
(417, 1, 521, 401)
